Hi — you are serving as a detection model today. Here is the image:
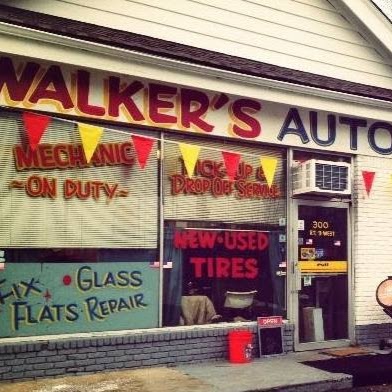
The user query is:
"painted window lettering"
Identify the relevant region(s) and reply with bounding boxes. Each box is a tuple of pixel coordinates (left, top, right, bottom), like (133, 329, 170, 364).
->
(0, 264, 155, 336)
(170, 159, 280, 199)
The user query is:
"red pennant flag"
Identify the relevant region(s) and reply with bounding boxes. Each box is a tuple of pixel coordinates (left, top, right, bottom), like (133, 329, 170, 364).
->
(23, 112, 51, 150)
(222, 151, 241, 181)
(131, 135, 155, 169)
(362, 171, 375, 196)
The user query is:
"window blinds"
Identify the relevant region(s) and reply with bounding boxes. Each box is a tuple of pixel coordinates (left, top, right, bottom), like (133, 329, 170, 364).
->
(0, 110, 158, 248)
(163, 133, 286, 226)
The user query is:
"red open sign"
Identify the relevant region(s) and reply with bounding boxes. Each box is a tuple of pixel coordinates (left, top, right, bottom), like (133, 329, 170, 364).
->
(257, 316, 283, 328)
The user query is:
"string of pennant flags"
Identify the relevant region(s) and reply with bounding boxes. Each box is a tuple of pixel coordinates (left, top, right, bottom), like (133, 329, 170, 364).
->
(22, 111, 278, 186)
(22, 111, 379, 193)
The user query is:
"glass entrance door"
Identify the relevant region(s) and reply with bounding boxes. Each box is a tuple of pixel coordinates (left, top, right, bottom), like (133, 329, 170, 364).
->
(296, 203, 349, 347)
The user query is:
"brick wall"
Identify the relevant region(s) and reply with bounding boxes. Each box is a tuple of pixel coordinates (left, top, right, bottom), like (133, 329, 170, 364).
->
(353, 156, 392, 328)
(355, 323, 392, 346)
(0, 323, 294, 381)
(351, 155, 392, 345)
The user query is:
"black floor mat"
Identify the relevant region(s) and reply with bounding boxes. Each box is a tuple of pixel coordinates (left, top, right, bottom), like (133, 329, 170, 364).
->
(303, 354, 392, 387)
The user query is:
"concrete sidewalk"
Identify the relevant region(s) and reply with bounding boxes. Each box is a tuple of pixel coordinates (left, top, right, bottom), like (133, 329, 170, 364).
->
(180, 352, 352, 391)
(0, 351, 353, 392)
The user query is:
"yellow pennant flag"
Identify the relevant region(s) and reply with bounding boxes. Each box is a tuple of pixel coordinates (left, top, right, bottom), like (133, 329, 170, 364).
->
(179, 143, 201, 178)
(78, 123, 103, 163)
(260, 157, 278, 187)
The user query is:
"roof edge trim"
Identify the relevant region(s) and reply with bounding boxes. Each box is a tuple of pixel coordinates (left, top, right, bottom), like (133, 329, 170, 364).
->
(0, 4, 391, 102)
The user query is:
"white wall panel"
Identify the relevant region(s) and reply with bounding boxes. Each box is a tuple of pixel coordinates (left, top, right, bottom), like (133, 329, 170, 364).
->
(2, 0, 392, 88)
(353, 154, 392, 326)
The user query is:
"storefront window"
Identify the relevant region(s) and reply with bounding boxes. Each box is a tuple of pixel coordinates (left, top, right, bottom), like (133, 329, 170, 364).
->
(0, 109, 288, 336)
(163, 221, 286, 326)
(0, 110, 160, 337)
(162, 134, 287, 326)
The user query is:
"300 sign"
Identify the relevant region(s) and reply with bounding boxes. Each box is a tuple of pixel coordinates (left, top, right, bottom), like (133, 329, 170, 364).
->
(311, 221, 330, 229)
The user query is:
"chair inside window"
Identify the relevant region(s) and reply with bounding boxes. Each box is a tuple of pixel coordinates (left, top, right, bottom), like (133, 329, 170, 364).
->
(223, 290, 257, 321)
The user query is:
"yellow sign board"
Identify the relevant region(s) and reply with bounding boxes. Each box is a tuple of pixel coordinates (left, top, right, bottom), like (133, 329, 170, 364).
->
(299, 260, 348, 273)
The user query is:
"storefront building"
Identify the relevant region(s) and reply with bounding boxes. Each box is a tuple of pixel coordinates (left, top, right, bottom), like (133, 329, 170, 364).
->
(0, 0, 392, 381)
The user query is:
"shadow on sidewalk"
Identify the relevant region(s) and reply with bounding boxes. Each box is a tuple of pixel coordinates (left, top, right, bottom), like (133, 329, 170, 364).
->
(303, 353, 392, 387)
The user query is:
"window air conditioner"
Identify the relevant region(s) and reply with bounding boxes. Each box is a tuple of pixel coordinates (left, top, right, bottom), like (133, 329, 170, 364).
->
(292, 159, 351, 196)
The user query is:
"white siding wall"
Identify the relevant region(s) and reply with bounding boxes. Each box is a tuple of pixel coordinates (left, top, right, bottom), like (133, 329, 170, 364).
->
(354, 155, 392, 326)
(3, 0, 392, 89)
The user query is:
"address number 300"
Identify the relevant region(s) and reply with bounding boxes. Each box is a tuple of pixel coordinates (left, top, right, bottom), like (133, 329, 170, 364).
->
(311, 221, 330, 229)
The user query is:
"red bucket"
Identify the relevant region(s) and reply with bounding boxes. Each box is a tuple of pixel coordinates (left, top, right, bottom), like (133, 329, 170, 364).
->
(228, 330, 253, 363)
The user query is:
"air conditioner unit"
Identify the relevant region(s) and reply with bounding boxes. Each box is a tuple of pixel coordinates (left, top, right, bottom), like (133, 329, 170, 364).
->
(292, 159, 351, 196)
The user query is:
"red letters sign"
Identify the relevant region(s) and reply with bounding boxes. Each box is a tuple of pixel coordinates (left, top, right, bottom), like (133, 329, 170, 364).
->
(0, 56, 262, 139)
(170, 158, 280, 200)
(257, 316, 283, 328)
(175, 229, 269, 280)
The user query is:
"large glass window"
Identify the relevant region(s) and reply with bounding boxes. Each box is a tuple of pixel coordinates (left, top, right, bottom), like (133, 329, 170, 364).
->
(162, 134, 287, 326)
(0, 109, 159, 337)
(0, 111, 158, 249)
(0, 109, 288, 337)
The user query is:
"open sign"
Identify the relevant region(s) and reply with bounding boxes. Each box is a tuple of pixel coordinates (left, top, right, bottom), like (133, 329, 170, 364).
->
(257, 316, 283, 328)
